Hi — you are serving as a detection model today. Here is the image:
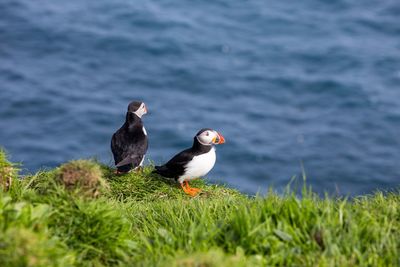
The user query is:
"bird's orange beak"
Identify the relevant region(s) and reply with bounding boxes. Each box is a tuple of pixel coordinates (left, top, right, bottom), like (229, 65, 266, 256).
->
(213, 132, 225, 144)
(144, 105, 148, 114)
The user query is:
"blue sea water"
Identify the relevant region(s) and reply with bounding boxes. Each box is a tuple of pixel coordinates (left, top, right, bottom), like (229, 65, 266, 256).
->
(1, 0, 400, 195)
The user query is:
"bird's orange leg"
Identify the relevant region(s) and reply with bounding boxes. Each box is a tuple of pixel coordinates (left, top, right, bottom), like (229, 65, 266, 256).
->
(180, 182, 193, 196)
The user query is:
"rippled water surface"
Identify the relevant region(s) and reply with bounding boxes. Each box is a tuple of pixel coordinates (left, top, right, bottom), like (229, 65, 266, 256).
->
(1, 0, 400, 195)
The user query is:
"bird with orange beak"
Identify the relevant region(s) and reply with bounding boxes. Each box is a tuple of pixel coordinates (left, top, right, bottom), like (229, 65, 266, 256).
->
(153, 128, 225, 196)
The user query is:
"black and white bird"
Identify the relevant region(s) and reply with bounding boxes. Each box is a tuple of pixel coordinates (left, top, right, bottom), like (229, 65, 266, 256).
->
(153, 128, 225, 196)
(111, 101, 148, 174)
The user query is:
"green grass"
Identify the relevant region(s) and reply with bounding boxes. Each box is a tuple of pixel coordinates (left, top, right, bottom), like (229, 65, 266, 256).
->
(0, 149, 399, 266)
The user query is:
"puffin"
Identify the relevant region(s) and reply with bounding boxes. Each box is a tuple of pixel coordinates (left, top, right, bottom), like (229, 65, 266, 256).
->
(153, 128, 225, 196)
(111, 101, 148, 174)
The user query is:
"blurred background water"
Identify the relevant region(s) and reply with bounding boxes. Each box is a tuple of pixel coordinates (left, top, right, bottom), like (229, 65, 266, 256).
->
(1, 0, 400, 195)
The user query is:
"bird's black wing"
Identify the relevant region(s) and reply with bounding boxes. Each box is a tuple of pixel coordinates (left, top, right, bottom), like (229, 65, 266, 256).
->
(154, 148, 194, 179)
(111, 131, 124, 165)
(115, 154, 141, 167)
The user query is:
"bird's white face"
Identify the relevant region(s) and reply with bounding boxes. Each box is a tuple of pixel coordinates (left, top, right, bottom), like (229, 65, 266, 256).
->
(133, 102, 147, 118)
(196, 129, 225, 146)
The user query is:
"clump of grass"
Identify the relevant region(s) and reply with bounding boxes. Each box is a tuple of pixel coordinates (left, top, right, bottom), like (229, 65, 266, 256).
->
(0, 148, 18, 192)
(59, 160, 108, 197)
(6, 174, 136, 265)
(44, 194, 135, 265)
(0, 228, 74, 267)
(0, 195, 74, 267)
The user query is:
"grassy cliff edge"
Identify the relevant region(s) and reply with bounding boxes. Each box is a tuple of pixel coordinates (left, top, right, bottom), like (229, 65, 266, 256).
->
(0, 151, 399, 267)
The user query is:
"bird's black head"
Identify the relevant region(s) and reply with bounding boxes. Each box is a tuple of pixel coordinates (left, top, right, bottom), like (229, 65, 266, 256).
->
(127, 101, 147, 118)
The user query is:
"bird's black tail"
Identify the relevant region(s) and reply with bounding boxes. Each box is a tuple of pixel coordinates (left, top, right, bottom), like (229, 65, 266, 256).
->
(152, 165, 164, 175)
(152, 165, 175, 180)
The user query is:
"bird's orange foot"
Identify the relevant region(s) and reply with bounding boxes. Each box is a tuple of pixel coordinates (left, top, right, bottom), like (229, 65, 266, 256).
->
(114, 170, 127, 175)
(181, 181, 201, 197)
(185, 189, 199, 197)
(188, 187, 201, 195)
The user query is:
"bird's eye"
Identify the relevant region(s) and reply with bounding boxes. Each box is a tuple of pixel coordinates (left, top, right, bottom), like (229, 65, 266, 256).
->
(206, 132, 209, 136)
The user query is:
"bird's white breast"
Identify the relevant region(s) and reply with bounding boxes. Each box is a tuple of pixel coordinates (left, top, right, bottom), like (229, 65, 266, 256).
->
(178, 147, 216, 183)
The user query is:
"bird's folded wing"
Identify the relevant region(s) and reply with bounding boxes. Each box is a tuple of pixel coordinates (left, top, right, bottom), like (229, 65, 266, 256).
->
(116, 154, 141, 167)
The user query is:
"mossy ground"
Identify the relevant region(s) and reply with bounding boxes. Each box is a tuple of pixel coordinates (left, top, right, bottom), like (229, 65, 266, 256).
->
(0, 149, 399, 266)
